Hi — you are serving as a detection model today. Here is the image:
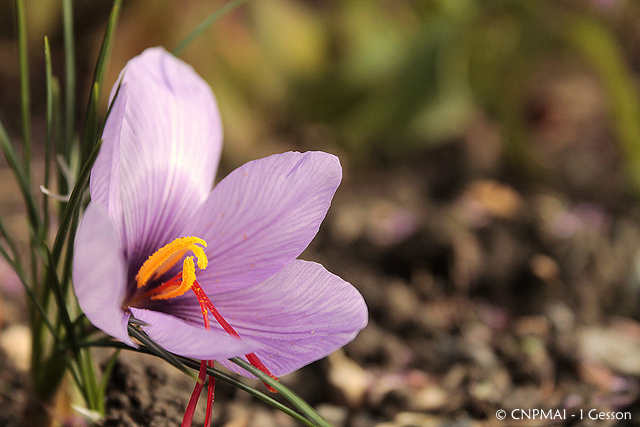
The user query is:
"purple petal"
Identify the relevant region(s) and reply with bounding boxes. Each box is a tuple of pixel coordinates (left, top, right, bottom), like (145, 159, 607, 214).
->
(185, 151, 342, 295)
(210, 260, 368, 377)
(73, 203, 133, 346)
(90, 87, 125, 227)
(96, 47, 223, 258)
(130, 308, 258, 360)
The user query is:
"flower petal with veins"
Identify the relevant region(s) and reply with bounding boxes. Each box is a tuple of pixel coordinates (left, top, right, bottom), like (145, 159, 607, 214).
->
(73, 46, 367, 376)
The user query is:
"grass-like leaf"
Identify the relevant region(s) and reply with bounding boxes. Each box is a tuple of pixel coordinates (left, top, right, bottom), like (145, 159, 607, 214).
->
(78, 348, 102, 411)
(0, 245, 56, 339)
(14, 0, 31, 178)
(230, 357, 332, 427)
(80, 0, 122, 165)
(42, 246, 76, 348)
(44, 36, 56, 241)
(99, 349, 121, 402)
(172, 0, 250, 56)
(51, 139, 102, 266)
(62, 0, 76, 160)
(0, 120, 41, 232)
(126, 324, 195, 379)
(0, 216, 19, 262)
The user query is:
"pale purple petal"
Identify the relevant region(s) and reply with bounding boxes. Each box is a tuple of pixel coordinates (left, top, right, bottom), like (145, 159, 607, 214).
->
(90, 87, 125, 227)
(103, 47, 223, 258)
(210, 260, 368, 377)
(185, 151, 342, 295)
(73, 203, 133, 346)
(130, 308, 258, 360)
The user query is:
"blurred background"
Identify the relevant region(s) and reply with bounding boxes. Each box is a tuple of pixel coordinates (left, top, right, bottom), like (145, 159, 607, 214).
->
(3, 0, 640, 425)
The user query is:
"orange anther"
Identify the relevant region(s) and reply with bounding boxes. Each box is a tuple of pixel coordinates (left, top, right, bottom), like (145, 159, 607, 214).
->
(136, 236, 207, 288)
(151, 256, 197, 300)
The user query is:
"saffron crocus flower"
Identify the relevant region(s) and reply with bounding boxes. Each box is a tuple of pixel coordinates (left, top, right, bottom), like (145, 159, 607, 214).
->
(73, 47, 368, 421)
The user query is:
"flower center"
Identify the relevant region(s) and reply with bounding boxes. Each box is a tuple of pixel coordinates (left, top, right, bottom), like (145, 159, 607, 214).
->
(131, 236, 278, 390)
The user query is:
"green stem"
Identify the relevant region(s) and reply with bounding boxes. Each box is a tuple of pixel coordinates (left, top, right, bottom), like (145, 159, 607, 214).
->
(62, 0, 76, 162)
(80, 0, 122, 164)
(0, 211, 20, 262)
(67, 358, 90, 405)
(61, 211, 78, 294)
(231, 357, 332, 427)
(0, 119, 42, 235)
(99, 349, 121, 410)
(79, 348, 101, 411)
(42, 247, 76, 351)
(51, 139, 102, 265)
(0, 246, 56, 338)
(172, 0, 251, 56)
(14, 0, 30, 179)
(44, 37, 54, 241)
(126, 325, 195, 379)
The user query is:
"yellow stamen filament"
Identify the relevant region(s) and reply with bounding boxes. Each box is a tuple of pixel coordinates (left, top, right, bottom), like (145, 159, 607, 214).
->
(136, 236, 208, 288)
(151, 256, 197, 300)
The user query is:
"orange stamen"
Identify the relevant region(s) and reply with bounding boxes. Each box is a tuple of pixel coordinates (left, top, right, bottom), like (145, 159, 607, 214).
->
(136, 236, 207, 288)
(151, 256, 197, 300)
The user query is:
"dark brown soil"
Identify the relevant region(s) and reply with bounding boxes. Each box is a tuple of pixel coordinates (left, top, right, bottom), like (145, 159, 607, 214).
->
(0, 349, 27, 427)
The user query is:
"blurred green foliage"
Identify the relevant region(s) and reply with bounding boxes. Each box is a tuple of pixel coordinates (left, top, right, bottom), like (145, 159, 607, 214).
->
(5, 0, 640, 188)
(161, 0, 640, 191)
